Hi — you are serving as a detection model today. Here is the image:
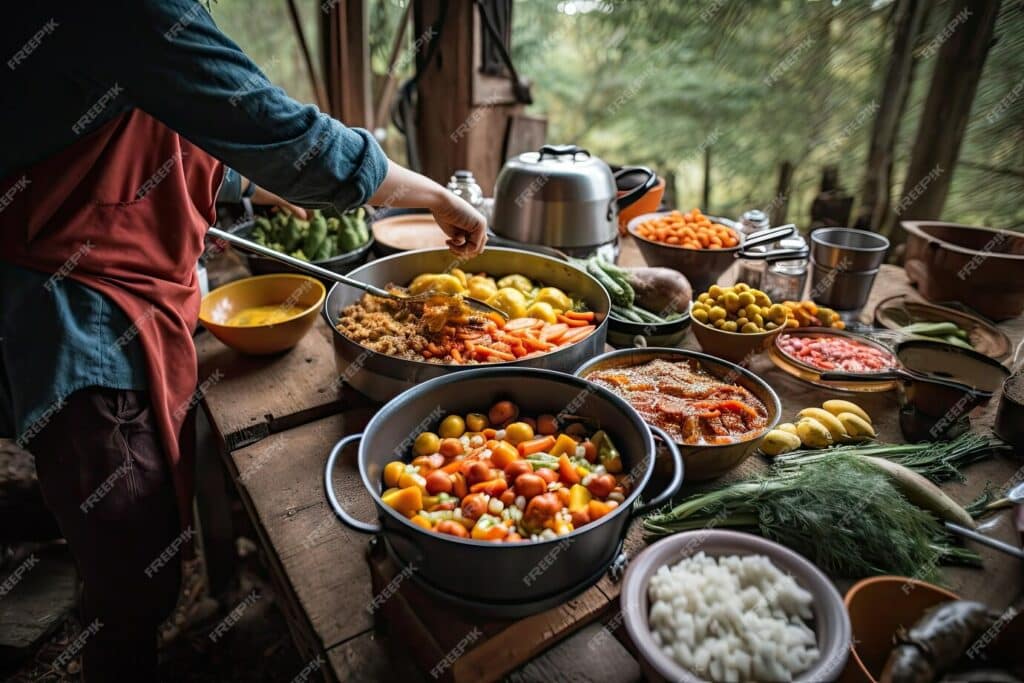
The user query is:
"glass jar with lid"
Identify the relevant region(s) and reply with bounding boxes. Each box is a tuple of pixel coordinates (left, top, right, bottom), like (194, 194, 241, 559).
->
(763, 235, 809, 302)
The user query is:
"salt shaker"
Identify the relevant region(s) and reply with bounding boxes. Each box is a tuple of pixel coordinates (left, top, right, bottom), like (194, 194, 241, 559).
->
(447, 170, 484, 211)
(763, 235, 809, 302)
(735, 209, 770, 288)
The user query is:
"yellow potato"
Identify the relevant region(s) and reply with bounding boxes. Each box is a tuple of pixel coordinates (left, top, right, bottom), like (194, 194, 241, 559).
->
(822, 399, 871, 424)
(761, 429, 802, 456)
(796, 418, 833, 448)
(797, 407, 849, 442)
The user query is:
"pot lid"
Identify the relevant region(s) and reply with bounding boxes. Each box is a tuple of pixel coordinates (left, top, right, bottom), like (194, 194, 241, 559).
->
(497, 144, 617, 202)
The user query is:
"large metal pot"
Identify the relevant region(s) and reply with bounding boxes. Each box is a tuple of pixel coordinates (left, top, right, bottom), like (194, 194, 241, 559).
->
(575, 348, 782, 480)
(324, 368, 684, 616)
(492, 144, 654, 250)
(322, 247, 611, 401)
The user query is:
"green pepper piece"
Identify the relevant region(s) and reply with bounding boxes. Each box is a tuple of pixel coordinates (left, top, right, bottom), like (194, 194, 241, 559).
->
(592, 430, 623, 473)
(303, 210, 328, 257)
(337, 224, 361, 252)
(314, 234, 335, 261)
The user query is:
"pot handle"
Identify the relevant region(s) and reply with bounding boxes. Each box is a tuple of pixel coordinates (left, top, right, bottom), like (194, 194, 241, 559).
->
(324, 433, 383, 535)
(613, 166, 657, 212)
(738, 224, 796, 253)
(538, 144, 589, 160)
(632, 425, 684, 517)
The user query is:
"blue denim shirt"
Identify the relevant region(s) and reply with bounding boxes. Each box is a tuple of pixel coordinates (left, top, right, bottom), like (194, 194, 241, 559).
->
(0, 1, 388, 437)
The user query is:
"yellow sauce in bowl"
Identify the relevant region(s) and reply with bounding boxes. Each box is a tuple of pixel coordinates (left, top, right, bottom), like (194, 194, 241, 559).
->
(225, 304, 307, 327)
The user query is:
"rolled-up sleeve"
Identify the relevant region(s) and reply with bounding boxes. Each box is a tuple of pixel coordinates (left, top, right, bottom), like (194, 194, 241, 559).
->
(93, 0, 388, 211)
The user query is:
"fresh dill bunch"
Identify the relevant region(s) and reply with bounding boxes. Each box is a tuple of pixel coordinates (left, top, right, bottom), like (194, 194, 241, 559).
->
(644, 455, 977, 581)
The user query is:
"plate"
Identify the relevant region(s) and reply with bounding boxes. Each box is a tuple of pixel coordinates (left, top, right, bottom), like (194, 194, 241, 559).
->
(873, 295, 1011, 360)
(768, 328, 898, 393)
(372, 213, 449, 254)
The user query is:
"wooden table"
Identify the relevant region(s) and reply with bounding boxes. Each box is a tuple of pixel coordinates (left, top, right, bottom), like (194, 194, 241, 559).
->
(197, 241, 1024, 682)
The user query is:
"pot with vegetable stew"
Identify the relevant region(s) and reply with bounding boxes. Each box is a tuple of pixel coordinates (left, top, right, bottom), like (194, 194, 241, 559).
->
(575, 348, 781, 480)
(324, 368, 683, 617)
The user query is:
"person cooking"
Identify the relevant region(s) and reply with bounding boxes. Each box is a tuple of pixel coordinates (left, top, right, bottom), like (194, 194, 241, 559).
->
(0, 2, 486, 680)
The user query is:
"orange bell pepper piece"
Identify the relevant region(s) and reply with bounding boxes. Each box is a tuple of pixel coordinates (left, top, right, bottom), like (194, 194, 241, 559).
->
(558, 454, 581, 486)
(381, 486, 423, 518)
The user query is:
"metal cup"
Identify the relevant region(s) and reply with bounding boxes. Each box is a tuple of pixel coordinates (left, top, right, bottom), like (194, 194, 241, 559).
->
(808, 259, 879, 310)
(810, 228, 889, 272)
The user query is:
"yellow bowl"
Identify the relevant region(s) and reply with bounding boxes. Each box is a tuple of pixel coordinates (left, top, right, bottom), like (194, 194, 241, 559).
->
(199, 274, 326, 355)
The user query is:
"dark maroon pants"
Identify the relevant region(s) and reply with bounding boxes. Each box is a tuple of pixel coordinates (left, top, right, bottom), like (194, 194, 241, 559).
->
(32, 387, 184, 682)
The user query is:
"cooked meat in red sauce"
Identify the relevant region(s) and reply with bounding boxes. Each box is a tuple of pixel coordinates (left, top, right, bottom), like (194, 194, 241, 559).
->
(587, 359, 769, 445)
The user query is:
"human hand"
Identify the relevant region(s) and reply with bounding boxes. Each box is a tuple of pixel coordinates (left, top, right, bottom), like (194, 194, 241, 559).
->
(430, 190, 488, 258)
(248, 181, 308, 220)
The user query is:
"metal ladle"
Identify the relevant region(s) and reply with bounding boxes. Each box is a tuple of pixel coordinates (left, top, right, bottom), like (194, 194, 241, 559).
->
(208, 227, 508, 318)
(944, 482, 1024, 561)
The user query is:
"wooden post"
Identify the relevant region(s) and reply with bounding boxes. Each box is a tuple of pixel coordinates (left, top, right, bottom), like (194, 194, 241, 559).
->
(892, 0, 1002, 239)
(771, 161, 794, 226)
(321, 0, 372, 127)
(854, 0, 931, 233)
(702, 145, 712, 211)
(413, 0, 524, 193)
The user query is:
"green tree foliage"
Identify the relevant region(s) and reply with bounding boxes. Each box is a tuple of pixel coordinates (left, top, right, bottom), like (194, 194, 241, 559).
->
(512, 0, 1023, 229)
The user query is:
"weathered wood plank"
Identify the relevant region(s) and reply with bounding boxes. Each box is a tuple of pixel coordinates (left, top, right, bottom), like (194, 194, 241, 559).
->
(196, 323, 366, 451)
(504, 622, 642, 683)
(0, 545, 76, 659)
(228, 409, 380, 651)
(326, 629, 426, 683)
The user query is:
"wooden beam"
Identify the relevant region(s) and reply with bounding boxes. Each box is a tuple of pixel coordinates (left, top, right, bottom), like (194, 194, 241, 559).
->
(321, 0, 372, 127)
(372, 1, 413, 132)
(285, 0, 328, 111)
(413, 0, 522, 193)
(854, 0, 931, 233)
(892, 0, 1002, 239)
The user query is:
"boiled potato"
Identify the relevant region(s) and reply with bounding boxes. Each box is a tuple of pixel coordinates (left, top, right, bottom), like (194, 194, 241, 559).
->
(487, 287, 528, 318)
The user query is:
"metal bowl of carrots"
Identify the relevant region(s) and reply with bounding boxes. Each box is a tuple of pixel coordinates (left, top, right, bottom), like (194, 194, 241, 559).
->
(322, 247, 611, 402)
(627, 209, 800, 292)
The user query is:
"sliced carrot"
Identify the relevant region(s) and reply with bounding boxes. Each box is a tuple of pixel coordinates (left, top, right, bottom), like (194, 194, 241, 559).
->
(518, 435, 557, 456)
(555, 325, 595, 346)
(504, 318, 540, 331)
(540, 323, 568, 341)
(450, 347, 463, 363)
(557, 314, 589, 328)
(522, 336, 554, 352)
(485, 312, 506, 328)
(564, 311, 594, 321)
(476, 345, 515, 361)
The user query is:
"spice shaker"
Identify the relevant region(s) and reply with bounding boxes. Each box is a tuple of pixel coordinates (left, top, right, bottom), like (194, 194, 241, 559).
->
(447, 170, 484, 211)
(735, 209, 770, 288)
(763, 235, 809, 302)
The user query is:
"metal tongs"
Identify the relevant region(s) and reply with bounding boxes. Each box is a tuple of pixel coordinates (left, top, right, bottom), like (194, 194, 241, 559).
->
(207, 227, 508, 318)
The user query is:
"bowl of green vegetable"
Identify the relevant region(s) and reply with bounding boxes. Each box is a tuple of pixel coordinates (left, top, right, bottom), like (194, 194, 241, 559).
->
(237, 207, 373, 279)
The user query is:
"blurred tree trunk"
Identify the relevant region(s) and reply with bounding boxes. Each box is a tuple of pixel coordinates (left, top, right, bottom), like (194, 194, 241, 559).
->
(854, 0, 931, 233)
(890, 0, 1002, 243)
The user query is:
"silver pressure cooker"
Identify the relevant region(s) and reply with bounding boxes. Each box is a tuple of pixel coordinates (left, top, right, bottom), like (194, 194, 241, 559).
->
(490, 144, 654, 261)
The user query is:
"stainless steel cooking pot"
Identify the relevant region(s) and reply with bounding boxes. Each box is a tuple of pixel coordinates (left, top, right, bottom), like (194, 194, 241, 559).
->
(321, 247, 611, 401)
(324, 367, 683, 616)
(492, 144, 654, 250)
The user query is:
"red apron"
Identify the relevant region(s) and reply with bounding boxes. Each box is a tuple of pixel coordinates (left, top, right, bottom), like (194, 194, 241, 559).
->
(0, 109, 223, 528)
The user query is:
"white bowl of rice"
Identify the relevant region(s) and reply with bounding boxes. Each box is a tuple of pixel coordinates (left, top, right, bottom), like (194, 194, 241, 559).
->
(620, 530, 851, 683)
